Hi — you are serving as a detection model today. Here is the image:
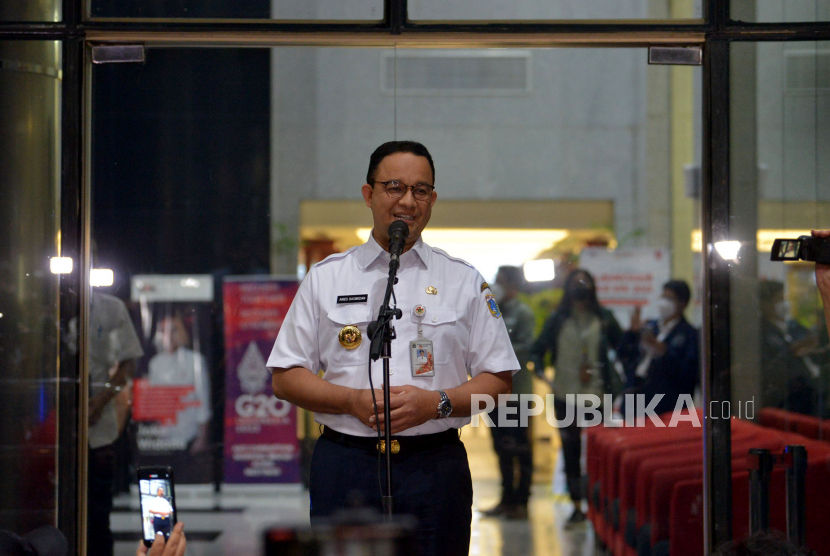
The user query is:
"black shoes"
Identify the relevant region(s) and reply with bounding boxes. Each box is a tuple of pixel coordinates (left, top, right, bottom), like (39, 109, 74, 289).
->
(481, 503, 510, 517)
(481, 503, 529, 520)
(564, 507, 587, 529)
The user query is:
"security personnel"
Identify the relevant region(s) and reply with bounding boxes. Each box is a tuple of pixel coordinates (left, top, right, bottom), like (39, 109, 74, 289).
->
(267, 141, 519, 556)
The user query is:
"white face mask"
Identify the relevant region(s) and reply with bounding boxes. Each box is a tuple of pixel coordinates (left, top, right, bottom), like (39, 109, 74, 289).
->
(489, 283, 506, 304)
(657, 297, 677, 321)
(774, 300, 790, 322)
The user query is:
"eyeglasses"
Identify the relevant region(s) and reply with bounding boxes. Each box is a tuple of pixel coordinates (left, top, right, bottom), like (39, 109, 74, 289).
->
(374, 180, 435, 201)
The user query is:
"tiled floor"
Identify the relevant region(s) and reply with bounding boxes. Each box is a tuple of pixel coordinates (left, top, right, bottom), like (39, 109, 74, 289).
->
(112, 425, 595, 556)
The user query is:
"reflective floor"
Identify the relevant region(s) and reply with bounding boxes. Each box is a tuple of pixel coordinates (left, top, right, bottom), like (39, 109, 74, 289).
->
(112, 425, 595, 556)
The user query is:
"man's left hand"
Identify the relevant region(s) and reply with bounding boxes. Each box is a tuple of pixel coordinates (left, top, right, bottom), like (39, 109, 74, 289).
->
(369, 385, 441, 434)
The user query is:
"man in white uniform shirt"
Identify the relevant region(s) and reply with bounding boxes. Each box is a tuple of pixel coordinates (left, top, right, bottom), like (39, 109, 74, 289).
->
(267, 141, 519, 556)
(147, 487, 174, 537)
(86, 292, 144, 556)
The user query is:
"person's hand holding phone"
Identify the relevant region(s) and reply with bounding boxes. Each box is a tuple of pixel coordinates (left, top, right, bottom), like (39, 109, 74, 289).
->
(136, 522, 186, 556)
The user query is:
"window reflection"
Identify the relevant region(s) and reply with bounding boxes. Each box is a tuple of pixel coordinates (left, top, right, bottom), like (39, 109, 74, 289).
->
(0, 40, 61, 533)
(92, 46, 706, 555)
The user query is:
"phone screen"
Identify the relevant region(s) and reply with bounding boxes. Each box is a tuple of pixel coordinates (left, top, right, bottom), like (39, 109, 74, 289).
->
(138, 467, 176, 547)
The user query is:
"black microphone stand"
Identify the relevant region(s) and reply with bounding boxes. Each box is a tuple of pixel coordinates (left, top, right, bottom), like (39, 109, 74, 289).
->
(367, 250, 403, 520)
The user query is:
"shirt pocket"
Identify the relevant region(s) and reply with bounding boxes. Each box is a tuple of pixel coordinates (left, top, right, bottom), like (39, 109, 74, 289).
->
(411, 307, 457, 365)
(325, 305, 373, 368)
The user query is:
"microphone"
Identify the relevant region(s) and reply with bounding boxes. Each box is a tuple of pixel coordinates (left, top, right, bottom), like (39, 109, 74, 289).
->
(387, 220, 410, 261)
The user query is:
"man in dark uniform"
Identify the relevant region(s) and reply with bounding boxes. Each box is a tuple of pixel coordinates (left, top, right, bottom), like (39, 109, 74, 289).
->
(482, 266, 536, 520)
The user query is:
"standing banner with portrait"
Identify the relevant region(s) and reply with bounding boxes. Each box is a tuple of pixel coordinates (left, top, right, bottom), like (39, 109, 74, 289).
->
(129, 275, 217, 484)
(222, 277, 300, 483)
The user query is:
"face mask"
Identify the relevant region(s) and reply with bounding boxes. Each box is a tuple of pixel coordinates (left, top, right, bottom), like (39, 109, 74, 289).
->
(572, 286, 592, 302)
(774, 300, 790, 322)
(489, 283, 506, 304)
(657, 297, 676, 321)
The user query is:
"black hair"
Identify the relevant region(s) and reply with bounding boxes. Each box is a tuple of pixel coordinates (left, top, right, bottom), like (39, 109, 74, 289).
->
(497, 266, 524, 289)
(366, 141, 435, 185)
(663, 279, 691, 307)
(557, 268, 602, 317)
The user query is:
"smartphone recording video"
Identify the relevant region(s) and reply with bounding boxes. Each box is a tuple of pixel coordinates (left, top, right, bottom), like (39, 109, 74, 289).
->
(137, 466, 177, 547)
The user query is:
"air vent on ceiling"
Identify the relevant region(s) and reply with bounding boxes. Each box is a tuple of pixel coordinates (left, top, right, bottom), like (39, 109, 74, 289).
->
(381, 51, 532, 96)
(785, 50, 830, 90)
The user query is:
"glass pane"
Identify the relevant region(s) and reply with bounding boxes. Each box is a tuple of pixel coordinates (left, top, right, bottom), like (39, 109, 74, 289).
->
(0, 2, 60, 22)
(729, 41, 830, 547)
(409, 0, 702, 21)
(89, 0, 382, 20)
(0, 40, 62, 533)
(731, 0, 830, 23)
(93, 45, 701, 555)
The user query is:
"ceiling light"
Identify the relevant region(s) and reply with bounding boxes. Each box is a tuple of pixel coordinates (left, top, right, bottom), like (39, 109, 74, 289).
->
(91, 269, 114, 287)
(714, 241, 741, 261)
(50, 257, 73, 274)
(523, 259, 556, 282)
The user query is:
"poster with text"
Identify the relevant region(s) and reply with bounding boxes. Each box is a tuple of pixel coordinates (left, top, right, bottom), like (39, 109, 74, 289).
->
(580, 247, 671, 326)
(130, 275, 216, 484)
(222, 277, 300, 483)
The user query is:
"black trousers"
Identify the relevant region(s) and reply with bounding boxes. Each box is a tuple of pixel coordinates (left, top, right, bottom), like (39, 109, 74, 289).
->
(489, 402, 532, 506)
(553, 398, 584, 503)
(88, 445, 116, 556)
(309, 434, 473, 556)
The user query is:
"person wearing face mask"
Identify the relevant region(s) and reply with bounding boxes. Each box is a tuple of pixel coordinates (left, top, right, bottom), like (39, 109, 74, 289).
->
(481, 266, 536, 520)
(617, 280, 699, 417)
(758, 280, 819, 415)
(529, 269, 623, 527)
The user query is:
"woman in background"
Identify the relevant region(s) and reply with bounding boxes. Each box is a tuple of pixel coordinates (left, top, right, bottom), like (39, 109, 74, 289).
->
(529, 269, 622, 526)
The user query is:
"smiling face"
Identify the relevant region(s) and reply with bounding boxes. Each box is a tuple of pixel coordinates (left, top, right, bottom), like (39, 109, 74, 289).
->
(361, 152, 436, 253)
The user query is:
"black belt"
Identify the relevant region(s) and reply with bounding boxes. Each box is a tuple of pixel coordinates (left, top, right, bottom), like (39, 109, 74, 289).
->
(321, 426, 460, 454)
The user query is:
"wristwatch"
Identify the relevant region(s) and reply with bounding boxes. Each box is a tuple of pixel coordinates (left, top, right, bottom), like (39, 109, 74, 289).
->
(437, 390, 452, 419)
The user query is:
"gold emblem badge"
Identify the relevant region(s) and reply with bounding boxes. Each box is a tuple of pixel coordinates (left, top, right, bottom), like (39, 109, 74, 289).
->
(338, 325, 362, 349)
(426, 286, 438, 295)
(378, 439, 401, 454)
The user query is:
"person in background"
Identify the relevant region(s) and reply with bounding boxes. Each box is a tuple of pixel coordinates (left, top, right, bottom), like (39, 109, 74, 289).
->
(617, 279, 699, 417)
(85, 291, 145, 556)
(529, 269, 623, 527)
(758, 279, 818, 415)
(481, 266, 536, 520)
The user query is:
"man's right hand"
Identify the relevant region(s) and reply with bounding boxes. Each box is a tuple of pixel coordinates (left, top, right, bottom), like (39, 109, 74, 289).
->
(136, 522, 186, 556)
(348, 388, 385, 429)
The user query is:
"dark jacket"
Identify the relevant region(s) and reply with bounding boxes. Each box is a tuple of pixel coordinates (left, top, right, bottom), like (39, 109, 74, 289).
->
(617, 317, 700, 416)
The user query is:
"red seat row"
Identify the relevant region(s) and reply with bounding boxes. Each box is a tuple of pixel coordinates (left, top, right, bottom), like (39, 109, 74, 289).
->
(759, 407, 827, 441)
(584, 411, 830, 556)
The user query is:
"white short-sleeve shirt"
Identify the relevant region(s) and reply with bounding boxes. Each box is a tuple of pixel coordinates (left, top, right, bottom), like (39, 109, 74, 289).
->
(88, 292, 145, 449)
(267, 234, 520, 436)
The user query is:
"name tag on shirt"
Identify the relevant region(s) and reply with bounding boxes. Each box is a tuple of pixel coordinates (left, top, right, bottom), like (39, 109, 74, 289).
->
(337, 294, 368, 304)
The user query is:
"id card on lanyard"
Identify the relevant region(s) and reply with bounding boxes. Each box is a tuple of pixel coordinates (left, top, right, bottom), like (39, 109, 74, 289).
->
(410, 304, 435, 377)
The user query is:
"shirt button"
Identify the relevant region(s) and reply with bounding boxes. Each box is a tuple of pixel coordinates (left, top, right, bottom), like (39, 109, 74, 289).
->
(432, 317, 438, 323)
(346, 319, 352, 324)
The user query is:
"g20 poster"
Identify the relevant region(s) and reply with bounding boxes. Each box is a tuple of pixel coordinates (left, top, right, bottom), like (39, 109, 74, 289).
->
(222, 277, 300, 483)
